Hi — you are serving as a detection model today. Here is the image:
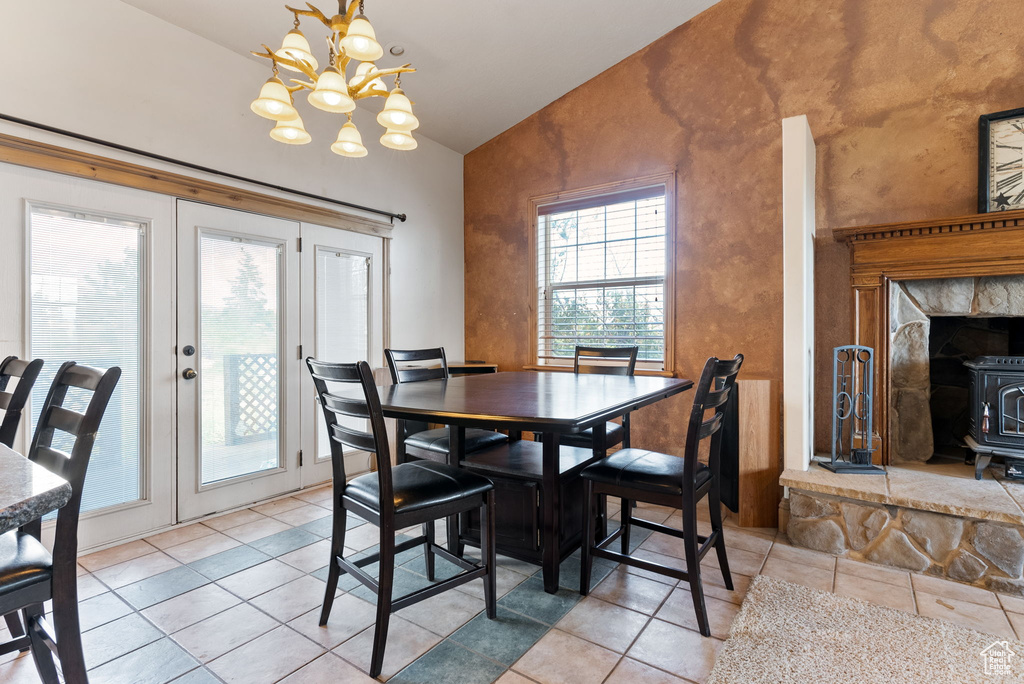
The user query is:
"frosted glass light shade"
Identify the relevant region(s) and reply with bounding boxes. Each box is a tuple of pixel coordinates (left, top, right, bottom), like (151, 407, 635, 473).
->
(308, 67, 355, 113)
(380, 128, 417, 151)
(348, 62, 387, 95)
(275, 29, 319, 71)
(340, 15, 384, 61)
(250, 77, 298, 121)
(331, 122, 368, 157)
(270, 116, 312, 145)
(376, 88, 419, 131)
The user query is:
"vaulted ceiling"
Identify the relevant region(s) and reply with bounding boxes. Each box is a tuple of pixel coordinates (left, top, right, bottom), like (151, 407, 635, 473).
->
(120, 0, 719, 153)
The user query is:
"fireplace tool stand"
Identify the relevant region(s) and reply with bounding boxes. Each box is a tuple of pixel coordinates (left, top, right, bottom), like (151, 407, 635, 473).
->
(821, 345, 884, 474)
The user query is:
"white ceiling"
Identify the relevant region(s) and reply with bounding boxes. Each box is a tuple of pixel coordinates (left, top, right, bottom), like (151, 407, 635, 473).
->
(120, 0, 719, 154)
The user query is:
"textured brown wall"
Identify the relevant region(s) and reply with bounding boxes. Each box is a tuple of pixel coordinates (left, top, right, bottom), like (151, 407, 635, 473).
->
(464, 0, 1024, 456)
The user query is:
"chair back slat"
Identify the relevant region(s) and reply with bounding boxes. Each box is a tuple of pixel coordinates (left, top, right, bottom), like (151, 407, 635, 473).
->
(574, 346, 639, 376)
(385, 347, 448, 384)
(0, 356, 44, 448)
(306, 357, 394, 511)
(26, 361, 120, 569)
(681, 355, 743, 490)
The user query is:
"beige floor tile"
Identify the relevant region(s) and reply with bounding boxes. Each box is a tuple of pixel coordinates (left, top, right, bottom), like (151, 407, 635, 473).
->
(77, 572, 108, 601)
(1008, 611, 1024, 640)
(278, 652, 375, 683)
(288, 594, 377, 648)
(207, 625, 325, 684)
(203, 509, 269, 532)
(217, 559, 304, 600)
(0, 653, 48, 684)
(495, 671, 537, 684)
(626, 548, 684, 585)
(163, 532, 242, 564)
(396, 585, 486, 636)
(760, 557, 833, 592)
(172, 603, 279, 662)
(655, 587, 739, 639)
(590, 568, 675, 615)
(720, 528, 775, 555)
(835, 558, 911, 587)
(910, 573, 1001, 608)
(700, 568, 751, 606)
(767, 542, 836, 571)
(513, 629, 620, 684)
(277, 540, 333, 573)
(79, 540, 159, 572)
(272, 504, 332, 527)
(834, 573, 916, 613)
(250, 575, 328, 623)
(251, 497, 306, 516)
(342, 522, 383, 552)
(221, 517, 292, 544)
(605, 657, 688, 684)
(144, 523, 217, 550)
(294, 486, 334, 505)
(999, 593, 1024, 615)
(701, 545, 767, 578)
(333, 615, 441, 680)
(627, 619, 722, 682)
(555, 596, 649, 653)
(141, 583, 241, 633)
(915, 591, 1016, 639)
(93, 551, 182, 589)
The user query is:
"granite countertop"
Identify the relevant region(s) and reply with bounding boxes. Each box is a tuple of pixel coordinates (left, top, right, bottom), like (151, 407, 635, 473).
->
(0, 443, 72, 535)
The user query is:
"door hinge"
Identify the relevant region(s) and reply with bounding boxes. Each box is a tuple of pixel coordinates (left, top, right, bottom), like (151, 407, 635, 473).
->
(299, 449, 303, 467)
(298, 344, 303, 359)
(297, 236, 303, 252)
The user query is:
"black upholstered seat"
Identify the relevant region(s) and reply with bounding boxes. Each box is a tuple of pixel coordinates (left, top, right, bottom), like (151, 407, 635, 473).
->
(580, 448, 710, 496)
(345, 460, 495, 516)
(0, 532, 52, 597)
(560, 422, 625, 450)
(405, 428, 509, 456)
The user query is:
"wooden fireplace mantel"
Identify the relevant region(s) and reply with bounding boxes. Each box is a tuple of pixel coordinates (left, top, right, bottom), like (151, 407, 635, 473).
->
(834, 207, 1024, 464)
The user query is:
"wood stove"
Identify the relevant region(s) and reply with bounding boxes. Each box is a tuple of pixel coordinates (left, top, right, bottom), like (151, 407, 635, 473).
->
(965, 356, 1024, 480)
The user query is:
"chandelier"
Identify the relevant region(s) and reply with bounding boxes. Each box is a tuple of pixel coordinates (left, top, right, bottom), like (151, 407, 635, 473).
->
(250, 1, 418, 157)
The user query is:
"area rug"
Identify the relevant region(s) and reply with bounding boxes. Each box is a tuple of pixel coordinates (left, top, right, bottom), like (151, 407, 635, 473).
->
(706, 575, 1023, 684)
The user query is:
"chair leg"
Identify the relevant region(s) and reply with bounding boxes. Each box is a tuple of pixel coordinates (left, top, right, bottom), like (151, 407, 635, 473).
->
(4, 612, 26, 640)
(369, 532, 395, 679)
(319, 507, 348, 626)
(682, 502, 710, 637)
(51, 590, 88, 684)
(580, 479, 596, 596)
(22, 605, 58, 684)
(708, 484, 734, 590)
(423, 519, 436, 581)
(481, 490, 497, 619)
(620, 497, 632, 554)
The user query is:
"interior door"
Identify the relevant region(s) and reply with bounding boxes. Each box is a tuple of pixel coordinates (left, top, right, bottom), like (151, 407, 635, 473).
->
(299, 223, 384, 486)
(176, 201, 301, 520)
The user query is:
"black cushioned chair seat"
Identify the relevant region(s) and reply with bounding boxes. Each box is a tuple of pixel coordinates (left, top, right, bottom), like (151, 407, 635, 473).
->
(405, 428, 508, 455)
(560, 421, 624, 449)
(581, 448, 710, 496)
(0, 531, 52, 598)
(344, 460, 494, 515)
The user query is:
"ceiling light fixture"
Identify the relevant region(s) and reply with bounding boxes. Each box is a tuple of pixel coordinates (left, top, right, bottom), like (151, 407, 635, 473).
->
(251, 0, 418, 157)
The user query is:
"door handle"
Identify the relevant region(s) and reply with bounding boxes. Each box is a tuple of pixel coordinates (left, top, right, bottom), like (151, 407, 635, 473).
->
(182, 368, 197, 380)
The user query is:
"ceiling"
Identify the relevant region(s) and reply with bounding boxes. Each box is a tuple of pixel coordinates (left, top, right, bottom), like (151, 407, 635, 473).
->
(120, 0, 719, 154)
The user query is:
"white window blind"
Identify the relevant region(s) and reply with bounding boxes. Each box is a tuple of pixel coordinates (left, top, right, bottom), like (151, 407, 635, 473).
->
(29, 205, 143, 514)
(537, 186, 667, 367)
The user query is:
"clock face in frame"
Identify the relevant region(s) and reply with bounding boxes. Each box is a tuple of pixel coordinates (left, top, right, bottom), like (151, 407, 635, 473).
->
(990, 114, 1024, 210)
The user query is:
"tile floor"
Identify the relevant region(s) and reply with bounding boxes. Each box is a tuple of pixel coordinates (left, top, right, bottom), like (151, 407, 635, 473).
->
(3, 487, 1024, 684)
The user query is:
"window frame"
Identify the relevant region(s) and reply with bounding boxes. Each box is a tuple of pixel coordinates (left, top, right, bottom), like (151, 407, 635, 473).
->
(528, 172, 676, 375)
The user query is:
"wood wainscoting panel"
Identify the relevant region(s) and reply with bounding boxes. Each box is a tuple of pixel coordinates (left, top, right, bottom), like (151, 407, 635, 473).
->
(738, 378, 781, 528)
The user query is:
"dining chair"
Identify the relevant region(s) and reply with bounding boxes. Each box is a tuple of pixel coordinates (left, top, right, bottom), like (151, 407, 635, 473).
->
(307, 358, 496, 678)
(0, 361, 121, 684)
(0, 356, 45, 642)
(384, 347, 508, 465)
(534, 346, 639, 450)
(579, 354, 743, 637)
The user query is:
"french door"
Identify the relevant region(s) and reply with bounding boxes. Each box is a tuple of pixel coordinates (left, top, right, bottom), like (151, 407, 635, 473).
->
(176, 201, 301, 520)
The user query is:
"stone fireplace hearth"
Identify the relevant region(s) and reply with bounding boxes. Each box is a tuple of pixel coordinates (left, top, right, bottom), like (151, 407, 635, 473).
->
(890, 275, 1024, 463)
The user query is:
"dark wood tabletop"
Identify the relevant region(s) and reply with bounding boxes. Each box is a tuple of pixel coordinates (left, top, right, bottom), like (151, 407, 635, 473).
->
(380, 371, 692, 432)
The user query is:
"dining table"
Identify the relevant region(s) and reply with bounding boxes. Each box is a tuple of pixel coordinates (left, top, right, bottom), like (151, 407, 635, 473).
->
(0, 443, 72, 535)
(380, 370, 692, 593)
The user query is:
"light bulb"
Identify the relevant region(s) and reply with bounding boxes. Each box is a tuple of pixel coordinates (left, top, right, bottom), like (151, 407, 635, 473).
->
(270, 116, 311, 145)
(331, 121, 368, 157)
(275, 29, 319, 72)
(339, 15, 383, 61)
(308, 66, 355, 113)
(250, 76, 298, 121)
(380, 128, 417, 151)
(376, 88, 419, 132)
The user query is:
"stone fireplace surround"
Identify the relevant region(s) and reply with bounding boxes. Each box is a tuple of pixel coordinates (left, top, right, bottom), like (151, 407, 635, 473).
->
(890, 275, 1024, 463)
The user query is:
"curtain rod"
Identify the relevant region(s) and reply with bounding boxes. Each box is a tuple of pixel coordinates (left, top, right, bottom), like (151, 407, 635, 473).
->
(0, 113, 407, 223)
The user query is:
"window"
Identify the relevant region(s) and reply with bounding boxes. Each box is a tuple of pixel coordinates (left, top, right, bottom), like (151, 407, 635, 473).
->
(29, 205, 144, 513)
(535, 179, 672, 370)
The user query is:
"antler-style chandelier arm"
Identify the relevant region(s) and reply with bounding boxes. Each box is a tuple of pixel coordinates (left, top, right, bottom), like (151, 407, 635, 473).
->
(349, 64, 416, 98)
(252, 44, 321, 81)
(284, 1, 360, 33)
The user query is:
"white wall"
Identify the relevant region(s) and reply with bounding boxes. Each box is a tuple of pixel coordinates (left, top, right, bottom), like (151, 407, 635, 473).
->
(0, 0, 465, 357)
